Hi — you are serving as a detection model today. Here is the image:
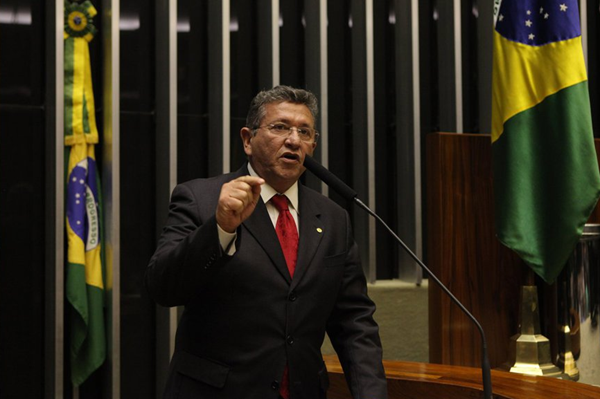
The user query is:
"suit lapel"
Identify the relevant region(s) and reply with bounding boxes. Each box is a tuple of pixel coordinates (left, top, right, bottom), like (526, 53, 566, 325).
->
(240, 172, 324, 286)
(291, 185, 324, 289)
(242, 196, 292, 284)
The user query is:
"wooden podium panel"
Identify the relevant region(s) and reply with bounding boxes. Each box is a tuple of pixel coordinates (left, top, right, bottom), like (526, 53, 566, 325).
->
(426, 133, 523, 368)
(426, 134, 600, 369)
(325, 355, 600, 399)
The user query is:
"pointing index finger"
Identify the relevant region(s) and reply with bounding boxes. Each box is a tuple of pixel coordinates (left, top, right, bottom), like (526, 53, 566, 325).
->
(236, 175, 265, 187)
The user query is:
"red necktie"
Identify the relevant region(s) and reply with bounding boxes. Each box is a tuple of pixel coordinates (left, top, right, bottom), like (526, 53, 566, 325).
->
(270, 194, 298, 399)
(271, 194, 298, 278)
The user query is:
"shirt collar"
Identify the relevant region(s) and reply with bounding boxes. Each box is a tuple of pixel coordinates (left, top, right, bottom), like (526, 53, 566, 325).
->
(248, 163, 300, 213)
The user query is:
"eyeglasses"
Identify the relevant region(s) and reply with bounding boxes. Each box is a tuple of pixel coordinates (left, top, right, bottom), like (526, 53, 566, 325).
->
(253, 123, 319, 143)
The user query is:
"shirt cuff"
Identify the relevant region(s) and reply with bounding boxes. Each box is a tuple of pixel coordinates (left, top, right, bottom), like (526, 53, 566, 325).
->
(217, 224, 237, 256)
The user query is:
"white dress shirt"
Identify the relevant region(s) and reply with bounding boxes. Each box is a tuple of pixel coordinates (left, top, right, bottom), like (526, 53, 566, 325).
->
(217, 164, 300, 255)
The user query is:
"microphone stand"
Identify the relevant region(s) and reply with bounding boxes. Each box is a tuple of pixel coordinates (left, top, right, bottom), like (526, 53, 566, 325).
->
(303, 155, 493, 398)
(353, 197, 493, 399)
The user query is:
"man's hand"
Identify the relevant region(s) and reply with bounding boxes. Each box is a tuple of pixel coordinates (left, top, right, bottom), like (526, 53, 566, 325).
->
(216, 176, 264, 233)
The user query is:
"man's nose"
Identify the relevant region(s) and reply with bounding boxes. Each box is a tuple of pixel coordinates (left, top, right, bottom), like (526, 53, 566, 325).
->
(285, 128, 302, 145)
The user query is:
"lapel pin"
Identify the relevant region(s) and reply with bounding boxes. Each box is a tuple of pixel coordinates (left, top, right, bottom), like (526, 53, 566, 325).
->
(316, 227, 323, 233)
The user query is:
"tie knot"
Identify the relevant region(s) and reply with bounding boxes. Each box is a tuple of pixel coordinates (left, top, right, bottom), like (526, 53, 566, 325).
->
(271, 194, 289, 212)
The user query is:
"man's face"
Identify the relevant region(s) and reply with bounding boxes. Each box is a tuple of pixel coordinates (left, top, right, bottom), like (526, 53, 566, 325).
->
(241, 101, 317, 193)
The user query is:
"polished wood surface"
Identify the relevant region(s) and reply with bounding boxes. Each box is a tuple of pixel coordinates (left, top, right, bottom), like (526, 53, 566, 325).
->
(324, 355, 600, 399)
(426, 132, 523, 368)
(426, 134, 600, 369)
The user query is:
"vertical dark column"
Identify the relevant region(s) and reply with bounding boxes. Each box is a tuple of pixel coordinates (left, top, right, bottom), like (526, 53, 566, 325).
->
(177, 0, 210, 182)
(231, 0, 260, 169)
(257, 0, 276, 88)
(0, 1, 49, 398)
(350, 0, 374, 280)
(326, 1, 352, 209)
(303, 0, 326, 192)
(393, 0, 422, 282)
(280, 0, 304, 88)
(460, 0, 479, 133)
(477, 0, 493, 134)
(435, 0, 460, 132)
(154, 1, 175, 397)
(209, 1, 233, 173)
(372, 0, 398, 280)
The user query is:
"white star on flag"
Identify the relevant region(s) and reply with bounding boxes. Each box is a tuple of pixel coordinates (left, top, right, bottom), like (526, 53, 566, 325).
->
(560, 4, 568, 12)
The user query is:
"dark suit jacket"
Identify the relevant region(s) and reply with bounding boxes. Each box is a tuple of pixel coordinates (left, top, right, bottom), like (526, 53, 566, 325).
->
(146, 165, 387, 399)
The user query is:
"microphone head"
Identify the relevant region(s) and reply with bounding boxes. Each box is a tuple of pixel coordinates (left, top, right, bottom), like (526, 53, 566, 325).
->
(303, 156, 357, 201)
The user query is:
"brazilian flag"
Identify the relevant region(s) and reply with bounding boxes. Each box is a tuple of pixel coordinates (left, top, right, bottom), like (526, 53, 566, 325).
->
(492, 0, 600, 283)
(64, 0, 106, 386)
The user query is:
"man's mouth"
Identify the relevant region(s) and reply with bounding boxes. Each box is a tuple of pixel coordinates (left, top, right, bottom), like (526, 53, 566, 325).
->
(281, 153, 300, 162)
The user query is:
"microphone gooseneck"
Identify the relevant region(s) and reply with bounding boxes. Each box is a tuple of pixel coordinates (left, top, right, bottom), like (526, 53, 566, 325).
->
(303, 155, 493, 399)
(303, 155, 357, 201)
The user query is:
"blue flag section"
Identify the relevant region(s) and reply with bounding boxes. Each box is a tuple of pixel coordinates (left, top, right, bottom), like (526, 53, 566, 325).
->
(495, 0, 580, 46)
(67, 158, 100, 247)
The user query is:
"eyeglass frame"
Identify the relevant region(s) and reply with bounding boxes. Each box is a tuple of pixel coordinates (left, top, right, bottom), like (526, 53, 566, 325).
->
(252, 122, 320, 143)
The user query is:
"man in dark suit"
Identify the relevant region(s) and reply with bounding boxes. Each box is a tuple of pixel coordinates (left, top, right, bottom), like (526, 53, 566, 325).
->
(146, 86, 387, 399)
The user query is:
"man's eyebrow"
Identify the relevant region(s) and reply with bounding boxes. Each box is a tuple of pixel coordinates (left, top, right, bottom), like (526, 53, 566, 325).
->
(276, 118, 312, 127)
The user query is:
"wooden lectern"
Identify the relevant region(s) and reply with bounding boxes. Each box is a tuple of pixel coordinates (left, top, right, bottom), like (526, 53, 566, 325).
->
(325, 355, 600, 398)
(426, 133, 600, 371)
(327, 133, 600, 398)
(426, 132, 523, 368)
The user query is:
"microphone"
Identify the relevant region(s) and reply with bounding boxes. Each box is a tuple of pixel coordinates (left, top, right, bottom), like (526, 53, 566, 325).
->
(303, 154, 357, 201)
(303, 155, 493, 399)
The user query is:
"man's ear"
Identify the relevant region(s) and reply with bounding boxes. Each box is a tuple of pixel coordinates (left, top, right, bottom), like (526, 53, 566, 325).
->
(240, 127, 253, 156)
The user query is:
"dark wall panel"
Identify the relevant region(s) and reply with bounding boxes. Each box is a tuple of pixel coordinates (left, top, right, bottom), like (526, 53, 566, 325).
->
(178, 114, 209, 182)
(119, 1, 157, 398)
(178, 0, 209, 181)
(327, 0, 352, 211)
(119, 112, 157, 399)
(120, 0, 155, 114)
(461, 0, 480, 133)
(230, 0, 260, 170)
(0, 0, 46, 397)
(0, 1, 44, 106)
(373, 0, 398, 279)
(280, 0, 305, 88)
(0, 107, 46, 398)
